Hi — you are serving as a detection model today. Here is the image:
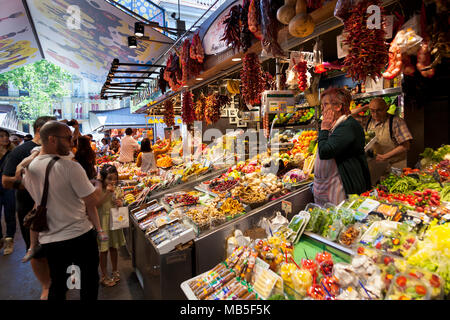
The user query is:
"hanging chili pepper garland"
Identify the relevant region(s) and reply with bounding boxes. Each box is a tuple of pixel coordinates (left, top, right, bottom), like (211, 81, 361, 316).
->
(260, 0, 285, 58)
(163, 99, 175, 127)
(240, 0, 253, 52)
(182, 91, 195, 124)
(190, 33, 204, 63)
(158, 67, 168, 94)
(342, 0, 388, 82)
(204, 93, 231, 125)
(241, 52, 265, 105)
(221, 5, 243, 52)
(195, 92, 207, 121)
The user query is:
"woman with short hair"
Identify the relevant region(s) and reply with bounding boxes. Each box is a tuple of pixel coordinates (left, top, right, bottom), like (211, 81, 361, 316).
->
(313, 88, 371, 206)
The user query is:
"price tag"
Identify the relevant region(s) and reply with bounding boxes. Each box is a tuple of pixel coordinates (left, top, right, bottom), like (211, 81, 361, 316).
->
(281, 200, 292, 215)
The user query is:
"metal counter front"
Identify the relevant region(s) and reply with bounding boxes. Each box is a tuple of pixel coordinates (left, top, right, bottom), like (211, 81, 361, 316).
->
(129, 182, 314, 299)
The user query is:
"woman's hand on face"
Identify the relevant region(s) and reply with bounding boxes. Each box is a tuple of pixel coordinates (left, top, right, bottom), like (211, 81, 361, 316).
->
(321, 108, 335, 131)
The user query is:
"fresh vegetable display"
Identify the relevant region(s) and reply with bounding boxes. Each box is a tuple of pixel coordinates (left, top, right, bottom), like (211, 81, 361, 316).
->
(385, 273, 430, 300)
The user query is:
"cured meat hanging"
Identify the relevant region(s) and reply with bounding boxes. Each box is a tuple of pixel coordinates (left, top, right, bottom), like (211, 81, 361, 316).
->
(240, 52, 265, 105)
(248, 0, 263, 40)
(342, 0, 388, 82)
(182, 91, 195, 124)
(163, 99, 175, 127)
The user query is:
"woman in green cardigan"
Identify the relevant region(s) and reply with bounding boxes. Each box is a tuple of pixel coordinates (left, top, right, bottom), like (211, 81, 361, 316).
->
(313, 88, 371, 206)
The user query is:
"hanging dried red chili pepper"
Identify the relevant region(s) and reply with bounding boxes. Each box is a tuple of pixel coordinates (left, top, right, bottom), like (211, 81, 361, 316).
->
(182, 91, 195, 124)
(195, 92, 207, 121)
(342, 0, 388, 82)
(240, 52, 265, 105)
(163, 99, 175, 127)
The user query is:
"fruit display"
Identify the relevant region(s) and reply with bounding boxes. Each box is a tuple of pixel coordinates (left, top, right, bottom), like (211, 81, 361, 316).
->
(208, 176, 239, 193)
(152, 139, 171, 153)
(290, 130, 318, 158)
(282, 169, 308, 186)
(96, 154, 118, 166)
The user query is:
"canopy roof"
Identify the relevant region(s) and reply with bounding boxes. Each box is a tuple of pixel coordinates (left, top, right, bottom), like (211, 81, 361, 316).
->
(89, 106, 149, 131)
(0, 0, 173, 83)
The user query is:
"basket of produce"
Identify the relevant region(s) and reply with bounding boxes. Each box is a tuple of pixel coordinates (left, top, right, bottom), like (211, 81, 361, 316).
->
(163, 192, 200, 208)
(208, 177, 239, 194)
(282, 169, 308, 189)
(156, 154, 173, 168)
(234, 185, 268, 209)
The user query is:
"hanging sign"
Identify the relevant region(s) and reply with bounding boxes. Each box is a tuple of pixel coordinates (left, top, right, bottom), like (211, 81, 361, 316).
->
(202, 0, 243, 55)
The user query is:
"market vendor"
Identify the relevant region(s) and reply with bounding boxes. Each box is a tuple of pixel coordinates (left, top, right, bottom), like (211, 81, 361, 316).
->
(364, 98, 413, 183)
(313, 88, 371, 206)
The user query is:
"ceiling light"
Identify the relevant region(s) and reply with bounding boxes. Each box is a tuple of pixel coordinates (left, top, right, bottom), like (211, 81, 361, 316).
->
(128, 36, 137, 48)
(134, 22, 144, 37)
(195, 77, 204, 81)
(183, 85, 188, 88)
(232, 57, 241, 61)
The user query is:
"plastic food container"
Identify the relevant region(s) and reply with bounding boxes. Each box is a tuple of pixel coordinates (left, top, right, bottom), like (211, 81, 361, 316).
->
(304, 203, 323, 232)
(385, 273, 431, 300)
(338, 223, 363, 247)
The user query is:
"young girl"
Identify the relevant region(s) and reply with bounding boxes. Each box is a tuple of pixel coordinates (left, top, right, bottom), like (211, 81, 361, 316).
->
(136, 138, 158, 174)
(96, 164, 126, 287)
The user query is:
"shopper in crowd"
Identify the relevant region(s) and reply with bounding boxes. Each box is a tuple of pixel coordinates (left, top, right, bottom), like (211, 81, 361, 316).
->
(99, 138, 109, 155)
(22, 121, 105, 300)
(109, 138, 120, 155)
(95, 164, 126, 287)
(103, 133, 111, 145)
(2, 116, 56, 300)
(0, 129, 16, 255)
(136, 138, 158, 174)
(118, 128, 139, 163)
(86, 134, 97, 152)
(10, 134, 23, 146)
(313, 87, 371, 206)
(75, 135, 97, 180)
(24, 134, 33, 142)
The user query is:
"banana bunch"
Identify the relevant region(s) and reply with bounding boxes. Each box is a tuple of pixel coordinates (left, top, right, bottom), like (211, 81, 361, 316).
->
(124, 193, 135, 204)
(226, 80, 240, 94)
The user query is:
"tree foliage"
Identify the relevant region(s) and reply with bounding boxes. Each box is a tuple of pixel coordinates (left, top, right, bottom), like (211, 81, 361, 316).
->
(0, 60, 72, 120)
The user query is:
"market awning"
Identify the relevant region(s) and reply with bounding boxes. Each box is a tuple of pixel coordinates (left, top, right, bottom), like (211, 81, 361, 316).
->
(1, 0, 174, 84)
(0, 0, 43, 73)
(89, 106, 149, 132)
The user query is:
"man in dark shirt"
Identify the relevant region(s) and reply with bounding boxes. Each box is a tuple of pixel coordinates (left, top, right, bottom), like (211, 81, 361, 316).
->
(2, 116, 55, 300)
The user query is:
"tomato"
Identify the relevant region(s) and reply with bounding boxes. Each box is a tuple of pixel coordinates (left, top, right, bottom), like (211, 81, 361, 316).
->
(396, 276, 407, 287)
(430, 274, 441, 288)
(375, 242, 382, 249)
(316, 252, 332, 264)
(415, 285, 427, 295)
(357, 247, 365, 254)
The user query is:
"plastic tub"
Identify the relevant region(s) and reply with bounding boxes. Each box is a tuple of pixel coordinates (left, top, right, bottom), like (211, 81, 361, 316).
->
(338, 223, 363, 247)
(385, 273, 431, 300)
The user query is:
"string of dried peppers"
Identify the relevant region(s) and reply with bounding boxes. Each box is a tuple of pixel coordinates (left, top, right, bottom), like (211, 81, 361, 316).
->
(182, 91, 195, 124)
(221, 5, 243, 52)
(240, 52, 265, 105)
(195, 92, 207, 121)
(163, 99, 175, 127)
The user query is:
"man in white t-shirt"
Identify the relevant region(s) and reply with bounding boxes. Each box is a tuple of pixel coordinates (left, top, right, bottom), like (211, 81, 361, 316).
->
(23, 121, 105, 300)
(118, 127, 139, 163)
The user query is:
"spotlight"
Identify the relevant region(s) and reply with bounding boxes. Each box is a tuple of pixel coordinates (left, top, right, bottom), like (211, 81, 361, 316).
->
(232, 57, 242, 62)
(128, 36, 137, 48)
(134, 22, 144, 37)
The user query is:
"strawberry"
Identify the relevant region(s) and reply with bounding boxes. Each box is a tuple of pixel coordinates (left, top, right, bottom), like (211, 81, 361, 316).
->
(396, 276, 407, 287)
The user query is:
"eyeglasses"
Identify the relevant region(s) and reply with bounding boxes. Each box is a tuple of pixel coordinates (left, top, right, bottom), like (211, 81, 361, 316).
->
(52, 135, 72, 142)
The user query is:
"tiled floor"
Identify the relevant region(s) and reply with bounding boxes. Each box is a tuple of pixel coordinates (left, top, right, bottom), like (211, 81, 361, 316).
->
(0, 218, 144, 300)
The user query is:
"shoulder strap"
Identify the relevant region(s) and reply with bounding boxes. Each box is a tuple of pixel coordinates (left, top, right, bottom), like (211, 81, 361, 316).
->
(365, 115, 372, 132)
(389, 115, 395, 143)
(39, 156, 60, 207)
